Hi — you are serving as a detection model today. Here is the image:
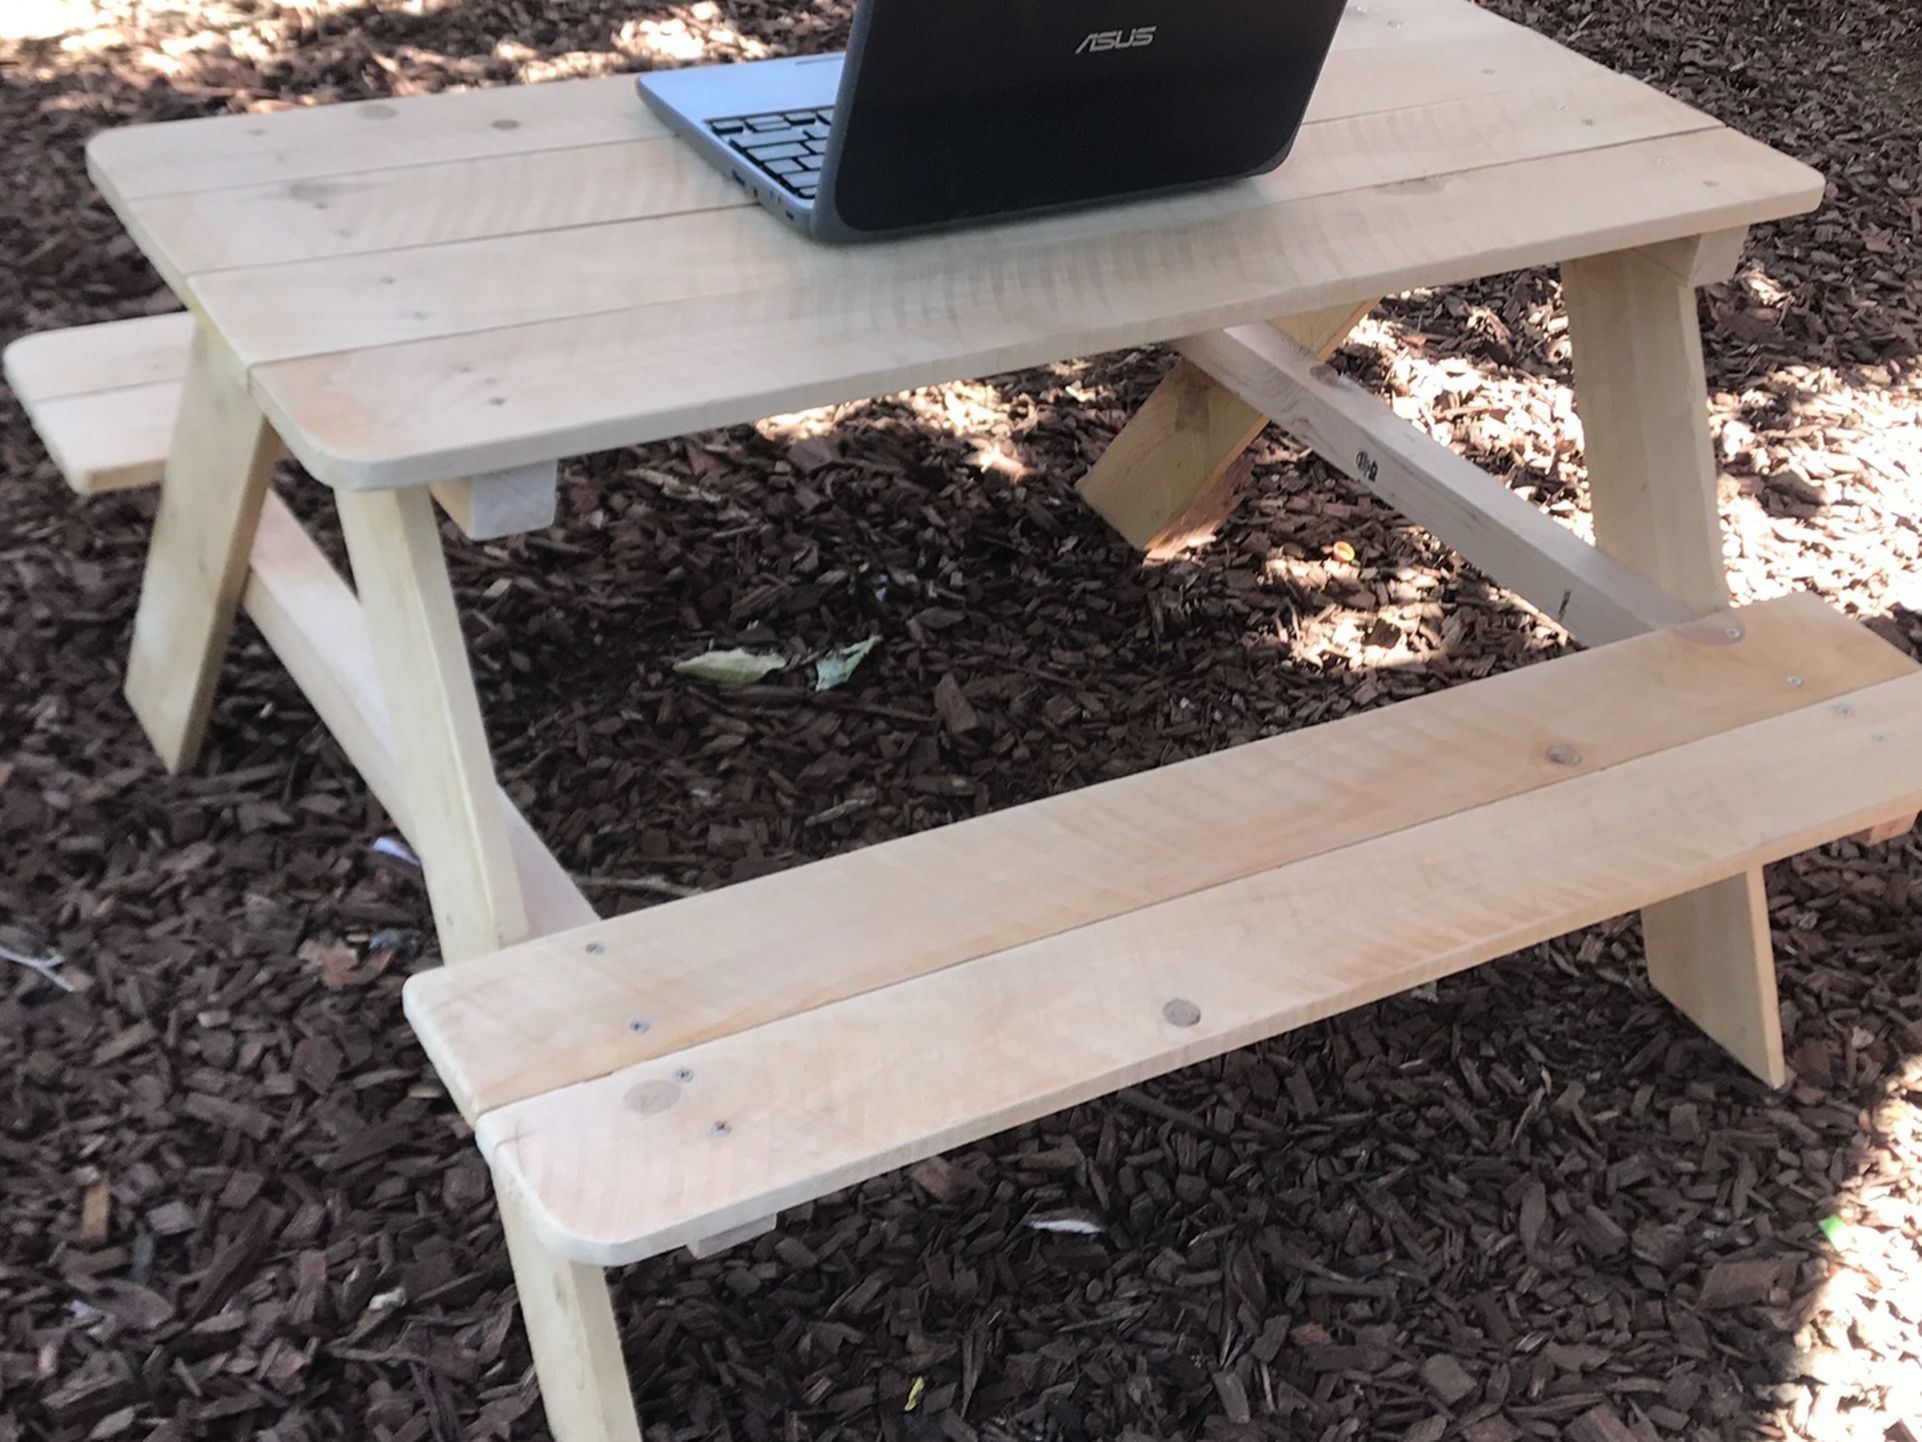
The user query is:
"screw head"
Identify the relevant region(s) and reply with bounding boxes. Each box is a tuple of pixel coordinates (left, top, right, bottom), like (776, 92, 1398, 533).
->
(586, 941, 606, 955)
(1835, 703, 1856, 718)
(1788, 675, 1805, 688)
(1163, 998, 1202, 1028)
(1546, 744, 1582, 768)
(627, 1017, 650, 1035)
(709, 1120, 731, 1137)
(673, 1067, 695, 1084)
(1725, 624, 1745, 641)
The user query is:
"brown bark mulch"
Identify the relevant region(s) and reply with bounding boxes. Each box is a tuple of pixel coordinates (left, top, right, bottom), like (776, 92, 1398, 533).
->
(3, 2, 1920, 1440)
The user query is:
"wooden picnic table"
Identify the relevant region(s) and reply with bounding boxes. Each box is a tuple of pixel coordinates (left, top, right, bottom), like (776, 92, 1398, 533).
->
(16, 2, 1919, 1438)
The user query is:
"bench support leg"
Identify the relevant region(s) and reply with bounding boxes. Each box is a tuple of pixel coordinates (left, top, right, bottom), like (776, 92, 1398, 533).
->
(499, 1184, 643, 1442)
(333, 486, 634, 1434)
(1078, 300, 1376, 555)
(1564, 241, 1786, 1088)
(124, 323, 281, 772)
(335, 485, 531, 963)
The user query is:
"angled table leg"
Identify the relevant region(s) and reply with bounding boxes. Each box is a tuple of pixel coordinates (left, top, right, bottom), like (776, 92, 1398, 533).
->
(1563, 239, 1787, 1087)
(499, 1183, 644, 1442)
(334, 485, 531, 964)
(124, 323, 281, 772)
(333, 482, 637, 1441)
(1079, 300, 1376, 556)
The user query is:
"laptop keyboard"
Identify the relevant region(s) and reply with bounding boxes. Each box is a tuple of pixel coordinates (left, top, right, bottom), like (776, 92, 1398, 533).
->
(709, 107, 833, 202)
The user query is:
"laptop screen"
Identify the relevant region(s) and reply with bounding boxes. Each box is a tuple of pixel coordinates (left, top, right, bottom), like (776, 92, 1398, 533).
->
(829, 0, 1349, 234)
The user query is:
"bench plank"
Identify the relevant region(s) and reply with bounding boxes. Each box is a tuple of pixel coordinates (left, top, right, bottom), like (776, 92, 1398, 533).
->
(6, 313, 556, 538)
(403, 593, 1912, 1122)
(473, 661, 1922, 1263)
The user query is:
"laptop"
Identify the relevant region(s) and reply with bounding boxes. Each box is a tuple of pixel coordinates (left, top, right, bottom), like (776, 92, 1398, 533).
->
(636, 0, 1350, 243)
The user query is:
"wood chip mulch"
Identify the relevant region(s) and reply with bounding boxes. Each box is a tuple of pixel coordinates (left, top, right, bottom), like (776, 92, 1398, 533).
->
(2, 1, 1919, 1440)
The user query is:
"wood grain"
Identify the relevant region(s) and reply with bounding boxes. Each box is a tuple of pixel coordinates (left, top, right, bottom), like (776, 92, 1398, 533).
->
(475, 665, 1922, 1263)
(403, 594, 1911, 1120)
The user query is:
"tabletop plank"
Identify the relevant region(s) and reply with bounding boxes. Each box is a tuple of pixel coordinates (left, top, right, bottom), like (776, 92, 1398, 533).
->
(118, 12, 1602, 279)
(83, 0, 1825, 488)
(192, 75, 1715, 370)
(247, 127, 1821, 489)
(88, 73, 669, 203)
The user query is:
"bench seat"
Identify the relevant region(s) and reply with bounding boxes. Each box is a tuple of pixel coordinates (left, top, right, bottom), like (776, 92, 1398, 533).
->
(404, 593, 1922, 1266)
(4, 313, 193, 494)
(3, 314, 556, 540)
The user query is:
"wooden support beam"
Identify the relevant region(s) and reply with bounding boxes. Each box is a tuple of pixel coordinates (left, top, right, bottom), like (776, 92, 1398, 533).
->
(684, 1215, 777, 1259)
(1174, 324, 1694, 645)
(498, 1182, 643, 1442)
(124, 322, 281, 773)
(1637, 225, 1751, 289)
(431, 462, 560, 541)
(1858, 814, 1917, 847)
(1078, 301, 1376, 556)
(1564, 241, 1784, 1087)
(242, 495, 594, 937)
(334, 485, 531, 963)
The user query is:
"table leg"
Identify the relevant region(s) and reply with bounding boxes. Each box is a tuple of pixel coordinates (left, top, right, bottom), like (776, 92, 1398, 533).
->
(1078, 300, 1376, 555)
(124, 323, 281, 772)
(1563, 243, 1786, 1087)
(499, 1183, 644, 1442)
(333, 484, 636, 1435)
(333, 485, 530, 963)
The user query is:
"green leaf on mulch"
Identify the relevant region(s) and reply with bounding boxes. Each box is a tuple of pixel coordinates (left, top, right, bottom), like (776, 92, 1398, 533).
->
(673, 648, 786, 686)
(813, 638, 878, 691)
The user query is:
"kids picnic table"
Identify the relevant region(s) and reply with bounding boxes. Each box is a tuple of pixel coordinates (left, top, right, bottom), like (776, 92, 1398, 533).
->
(12, 1, 1922, 1436)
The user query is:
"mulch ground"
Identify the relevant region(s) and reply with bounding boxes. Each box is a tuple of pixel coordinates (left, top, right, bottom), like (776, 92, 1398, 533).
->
(4, 1, 1921, 1440)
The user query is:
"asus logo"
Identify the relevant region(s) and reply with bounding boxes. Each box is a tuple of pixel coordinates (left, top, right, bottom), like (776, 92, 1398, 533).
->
(1076, 26, 1157, 54)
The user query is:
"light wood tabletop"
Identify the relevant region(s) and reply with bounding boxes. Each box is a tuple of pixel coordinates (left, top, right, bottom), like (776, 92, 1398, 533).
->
(87, 0, 1820, 493)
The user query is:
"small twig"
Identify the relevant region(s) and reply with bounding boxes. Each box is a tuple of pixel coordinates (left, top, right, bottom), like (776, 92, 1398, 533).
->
(577, 875, 706, 901)
(1115, 1087, 1231, 1141)
(0, 942, 76, 994)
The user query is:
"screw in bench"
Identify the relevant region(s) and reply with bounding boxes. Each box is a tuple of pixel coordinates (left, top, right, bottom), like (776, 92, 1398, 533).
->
(1545, 744, 1582, 767)
(628, 1017, 651, 1035)
(674, 1067, 695, 1084)
(710, 1120, 731, 1137)
(1163, 998, 1202, 1028)
(1788, 675, 1805, 688)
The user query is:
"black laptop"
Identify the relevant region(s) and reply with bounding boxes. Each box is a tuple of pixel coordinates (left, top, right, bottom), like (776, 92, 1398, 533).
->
(637, 0, 1350, 243)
